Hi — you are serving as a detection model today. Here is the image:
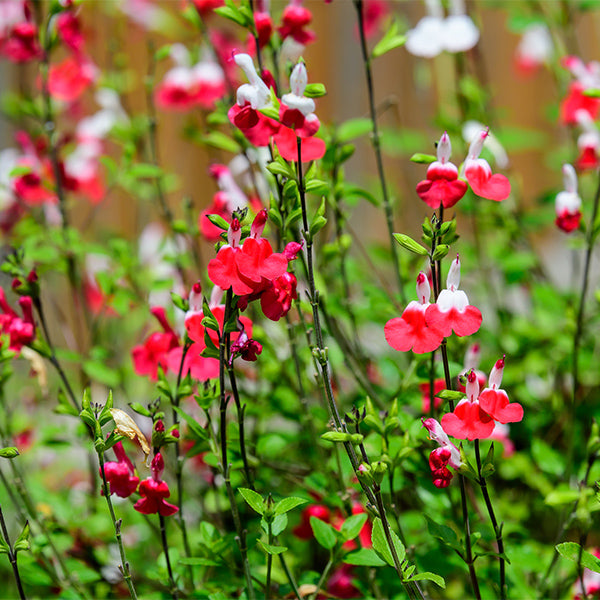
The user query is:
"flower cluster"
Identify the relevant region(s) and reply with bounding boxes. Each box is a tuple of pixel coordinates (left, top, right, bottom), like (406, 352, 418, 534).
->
(227, 54, 325, 162)
(0, 287, 35, 353)
(385, 256, 481, 355)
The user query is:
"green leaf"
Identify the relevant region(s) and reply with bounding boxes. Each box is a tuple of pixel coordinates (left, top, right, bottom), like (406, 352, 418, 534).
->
(267, 159, 295, 179)
(371, 517, 405, 567)
(431, 244, 450, 261)
(557, 542, 600, 574)
(305, 179, 329, 196)
(274, 497, 307, 515)
(337, 118, 372, 143)
(0, 537, 9, 554)
(340, 513, 368, 541)
(309, 215, 327, 238)
(130, 163, 163, 179)
(408, 572, 445, 588)
(257, 540, 288, 555)
(270, 513, 288, 536)
(393, 233, 429, 256)
(213, 1, 248, 26)
(239, 488, 265, 515)
(321, 431, 355, 443)
(583, 88, 600, 98)
(201, 131, 240, 154)
(372, 20, 406, 58)
(424, 515, 460, 550)
(14, 521, 30, 553)
(172, 406, 208, 442)
(545, 488, 580, 506)
(344, 548, 386, 567)
(410, 153, 437, 164)
(304, 83, 327, 98)
(83, 360, 120, 388)
(206, 214, 230, 231)
(0, 446, 19, 459)
(436, 390, 466, 403)
(310, 516, 338, 550)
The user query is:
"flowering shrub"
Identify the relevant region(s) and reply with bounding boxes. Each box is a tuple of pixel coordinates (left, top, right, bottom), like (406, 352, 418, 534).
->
(0, 1, 599, 600)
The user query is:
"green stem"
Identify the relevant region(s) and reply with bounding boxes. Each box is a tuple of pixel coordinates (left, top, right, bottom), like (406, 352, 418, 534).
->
(265, 521, 273, 600)
(158, 514, 178, 600)
(353, 0, 405, 303)
(97, 454, 138, 600)
(218, 289, 256, 600)
(475, 441, 506, 599)
(0, 505, 27, 600)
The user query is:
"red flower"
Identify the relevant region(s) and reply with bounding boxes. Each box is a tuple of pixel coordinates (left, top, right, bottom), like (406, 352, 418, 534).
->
(416, 132, 467, 209)
(385, 272, 444, 354)
(273, 126, 325, 162)
(425, 255, 482, 338)
(478, 357, 523, 424)
(134, 453, 178, 516)
(293, 504, 330, 539)
(555, 164, 582, 234)
(420, 379, 445, 413)
(0, 21, 40, 62)
(278, 1, 316, 46)
(260, 271, 298, 321)
(464, 129, 511, 201)
(101, 442, 139, 498)
(131, 307, 179, 381)
(254, 11, 273, 49)
(441, 371, 495, 440)
(47, 54, 97, 103)
(207, 214, 289, 296)
(0, 290, 35, 353)
(56, 11, 84, 53)
(327, 565, 361, 599)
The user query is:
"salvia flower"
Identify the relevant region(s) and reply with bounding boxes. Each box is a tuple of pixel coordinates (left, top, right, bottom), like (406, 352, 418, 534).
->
(0, 288, 35, 353)
(478, 357, 524, 424)
(384, 272, 444, 354)
(425, 255, 482, 338)
(416, 131, 467, 209)
(560, 56, 600, 125)
(574, 110, 600, 171)
(405, 0, 479, 58)
(134, 453, 178, 516)
(441, 370, 495, 440)
(101, 441, 139, 498)
(463, 129, 511, 201)
(278, 0, 316, 46)
(555, 164, 582, 233)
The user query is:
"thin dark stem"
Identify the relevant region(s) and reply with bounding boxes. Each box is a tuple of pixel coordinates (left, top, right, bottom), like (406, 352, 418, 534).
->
(295, 138, 377, 508)
(227, 364, 254, 489)
(475, 441, 506, 600)
(171, 339, 194, 587)
(0, 505, 27, 600)
(97, 454, 138, 600)
(459, 474, 481, 600)
(572, 169, 600, 404)
(159, 514, 178, 600)
(278, 554, 302, 600)
(353, 0, 405, 303)
(218, 289, 256, 600)
(32, 297, 79, 411)
(265, 521, 273, 600)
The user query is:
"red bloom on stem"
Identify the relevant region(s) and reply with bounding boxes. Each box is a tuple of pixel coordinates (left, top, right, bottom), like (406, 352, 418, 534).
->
(560, 56, 600, 125)
(273, 126, 326, 162)
(278, 0, 316, 46)
(327, 564, 361, 599)
(0, 289, 35, 353)
(555, 164, 582, 234)
(254, 6, 273, 49)
(207, 213, 289, 296)
(422, 417, 462, 487)
(293, 504, 330, 539)
(464, 129, 511, 201)
(425, 254, 482, 338)
(56, 11, 84, 53)
(47, 54, 97, 103)
(1, 21, 40, 62)
(260, 271, 297, 321)
(420, 378, 445, 413)
(416, 132, 467, 209)
(228, 53, 279, 147)
(441, 371, 495, 441)
(478, 357, 524, 424)
(134, 453, 178, 516)
(385, 272, 444, 354)
(101, 441, 139, 498)
(131, 307, 179, 381)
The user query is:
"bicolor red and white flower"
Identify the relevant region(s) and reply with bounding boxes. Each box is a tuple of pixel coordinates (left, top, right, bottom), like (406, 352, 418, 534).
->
(422, 417, 462, 487)
(478, 357, 524, 424)
(555, 164, 582, 233)
(101, 442, 139, 498)
(463, 129, 511, 201)
(384, 272, 444, 354)
(0, 288, 35, 353)
(560, 56, 600, 125)
(416, 131, 467, 209)
(425, 255, 482, 338)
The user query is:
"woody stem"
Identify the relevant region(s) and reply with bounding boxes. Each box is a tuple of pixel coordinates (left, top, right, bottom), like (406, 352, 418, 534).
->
(158, 514, 178, 600)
